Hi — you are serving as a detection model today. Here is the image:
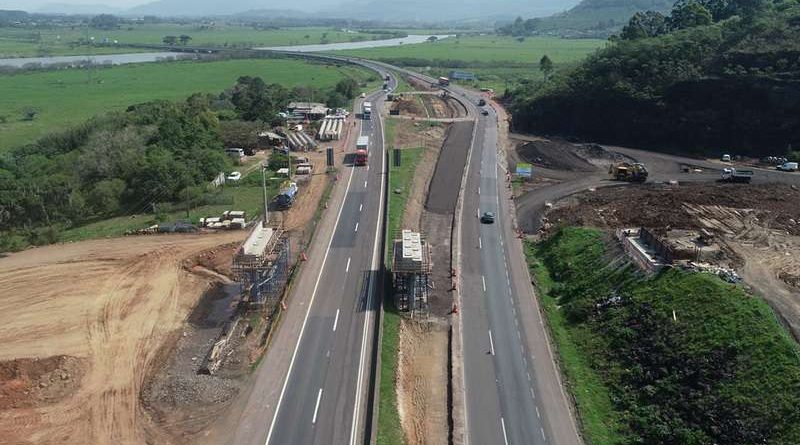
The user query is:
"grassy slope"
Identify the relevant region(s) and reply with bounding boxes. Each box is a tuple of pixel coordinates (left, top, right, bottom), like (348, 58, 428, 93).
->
(0, 25, 386, 58)
(0, 58, 375, 152)
(526, 227, 800, 444)
(378, 126, 424, 445)
(334, 35, 605, 91)
(525, 230, 626, 444)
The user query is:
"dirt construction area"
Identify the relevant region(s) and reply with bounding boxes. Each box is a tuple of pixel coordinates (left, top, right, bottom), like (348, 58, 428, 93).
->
(0, 232, 245, 445)
(544, 182, 800, 339)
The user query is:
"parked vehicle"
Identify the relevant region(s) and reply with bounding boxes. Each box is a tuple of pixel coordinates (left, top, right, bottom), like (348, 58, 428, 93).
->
(477, 99, 486, 106)
(275, 182, 299, 208)
(721, 168, 754, 183)
(360, 92, 366, 98)
(609, 162, 648, 182)
(721, 154, 731, 162)
(225, 148, 245, 158)
(226, 171, 242, 182)
(777, 162, 798, 172)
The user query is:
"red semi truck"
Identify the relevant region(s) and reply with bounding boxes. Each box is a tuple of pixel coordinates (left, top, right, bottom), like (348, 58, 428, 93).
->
(355, 136, 369, 166)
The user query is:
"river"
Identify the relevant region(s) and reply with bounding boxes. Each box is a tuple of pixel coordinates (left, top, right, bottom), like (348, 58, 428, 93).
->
(0, 34, 451, 69)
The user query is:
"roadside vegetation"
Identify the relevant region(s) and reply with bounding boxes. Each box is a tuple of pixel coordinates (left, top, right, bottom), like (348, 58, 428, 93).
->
(0, 58, 377, 152)
(334, 35, 605, 93)
(510, 0, 800, 158)
(0, 71, 369, 251)
(378, 138, 424, 445)
(526, 227, 800, 445)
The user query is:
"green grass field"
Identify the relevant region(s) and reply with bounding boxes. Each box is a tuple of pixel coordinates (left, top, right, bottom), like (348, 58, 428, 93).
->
(0, 25, 390, 58)
(378, 144, 425, 445)
(335, 35, 606, 91)
(0, 58, 377, 152)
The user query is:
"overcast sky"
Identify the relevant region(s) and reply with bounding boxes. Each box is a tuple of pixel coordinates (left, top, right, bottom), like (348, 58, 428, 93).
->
(5, 0, 145, 10)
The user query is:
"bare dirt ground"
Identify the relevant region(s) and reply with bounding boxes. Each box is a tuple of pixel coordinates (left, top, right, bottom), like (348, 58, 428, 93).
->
(0, 232, 246, 445)
(390, 93, 467, 120)
(396, 320, 449, 445)
(544, 182, 800, 339)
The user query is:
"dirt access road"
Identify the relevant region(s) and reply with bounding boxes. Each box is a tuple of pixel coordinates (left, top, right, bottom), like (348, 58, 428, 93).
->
(0, 232, 245, 445)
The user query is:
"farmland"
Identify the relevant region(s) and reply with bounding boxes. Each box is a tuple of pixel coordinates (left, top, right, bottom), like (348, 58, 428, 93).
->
(0, 24, 394, 58)
(0, 57, 377, 152)
(334, 35, 606, 91)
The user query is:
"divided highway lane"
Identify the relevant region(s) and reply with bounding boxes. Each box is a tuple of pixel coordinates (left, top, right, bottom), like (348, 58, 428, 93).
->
(456, 94, 582, 444)
(263, 82, 391, 445)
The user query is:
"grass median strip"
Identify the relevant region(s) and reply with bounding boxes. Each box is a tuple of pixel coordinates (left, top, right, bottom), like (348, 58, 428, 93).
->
(378, 145, 424, 445)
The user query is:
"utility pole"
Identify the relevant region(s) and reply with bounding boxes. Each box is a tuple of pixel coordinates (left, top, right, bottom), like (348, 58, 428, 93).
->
(262, 164, 269, 228)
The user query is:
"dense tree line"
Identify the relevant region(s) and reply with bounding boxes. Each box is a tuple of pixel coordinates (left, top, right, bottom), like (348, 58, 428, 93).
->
(509, 0, 800, 157)
(0, 74, 364, 251)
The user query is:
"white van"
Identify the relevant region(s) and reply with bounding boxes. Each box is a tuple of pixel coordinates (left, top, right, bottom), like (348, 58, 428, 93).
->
(777, 162, 798, 172)
(225, 148, 245, 159)
(721, 154, 731, 162)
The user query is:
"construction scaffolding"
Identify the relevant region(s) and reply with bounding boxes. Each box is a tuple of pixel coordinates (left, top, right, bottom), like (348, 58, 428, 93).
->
(392, 230, 432, 316)
(232, 224, 291, 311)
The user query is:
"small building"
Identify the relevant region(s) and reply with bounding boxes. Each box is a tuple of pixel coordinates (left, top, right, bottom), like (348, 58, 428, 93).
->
(449, 70, 477, 81)
(287, 102, 329, 120)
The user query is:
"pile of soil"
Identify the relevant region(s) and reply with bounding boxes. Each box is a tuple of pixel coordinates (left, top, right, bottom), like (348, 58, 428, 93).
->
(517, 139, 597, 172)
(393, 98, 425, 116)
(0, 355, 84, 409)
(548, 183, 800, 235)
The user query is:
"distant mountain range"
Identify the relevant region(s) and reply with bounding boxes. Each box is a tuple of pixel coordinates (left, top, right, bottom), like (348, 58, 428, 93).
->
(19, 0, 581, 22)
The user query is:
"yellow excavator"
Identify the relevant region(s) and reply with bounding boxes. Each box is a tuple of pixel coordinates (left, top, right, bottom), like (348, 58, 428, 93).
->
(609, 162, 648, 182)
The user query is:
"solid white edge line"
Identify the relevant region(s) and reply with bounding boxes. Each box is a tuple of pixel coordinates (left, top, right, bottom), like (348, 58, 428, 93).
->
(264, 126, 357, 445)
(312, 388, 323, 425)
(349, 91, 387, 445)
(488, 330, 495, 356)
(333, 309, 340, 332)
(500, 417, 510, 445)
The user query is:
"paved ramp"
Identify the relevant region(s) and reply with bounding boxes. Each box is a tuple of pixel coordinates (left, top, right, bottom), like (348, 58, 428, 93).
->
(426, 121, 474, 214)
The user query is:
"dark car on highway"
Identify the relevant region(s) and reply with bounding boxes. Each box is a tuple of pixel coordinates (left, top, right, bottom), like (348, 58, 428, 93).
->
(480, 211, 495, 223)
(481, 109, 489, 116)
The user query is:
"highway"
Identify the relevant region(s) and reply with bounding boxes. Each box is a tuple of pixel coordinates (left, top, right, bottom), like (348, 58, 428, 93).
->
(264, 77, 394, 445)
(219, 50, 580, 445)
(447, 85, 582, 445)
(221, 71, 395, 445)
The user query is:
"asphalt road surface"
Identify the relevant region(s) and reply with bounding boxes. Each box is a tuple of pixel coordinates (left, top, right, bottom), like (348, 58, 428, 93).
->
(224, 71, 395, 445)
(265, 80, 393, 445)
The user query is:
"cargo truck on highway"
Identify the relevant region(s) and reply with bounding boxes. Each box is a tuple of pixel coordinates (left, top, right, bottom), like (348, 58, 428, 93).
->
(355, 136, 369, 166)
(362, 101, 372, 119)
(438, 77, 450, 86)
